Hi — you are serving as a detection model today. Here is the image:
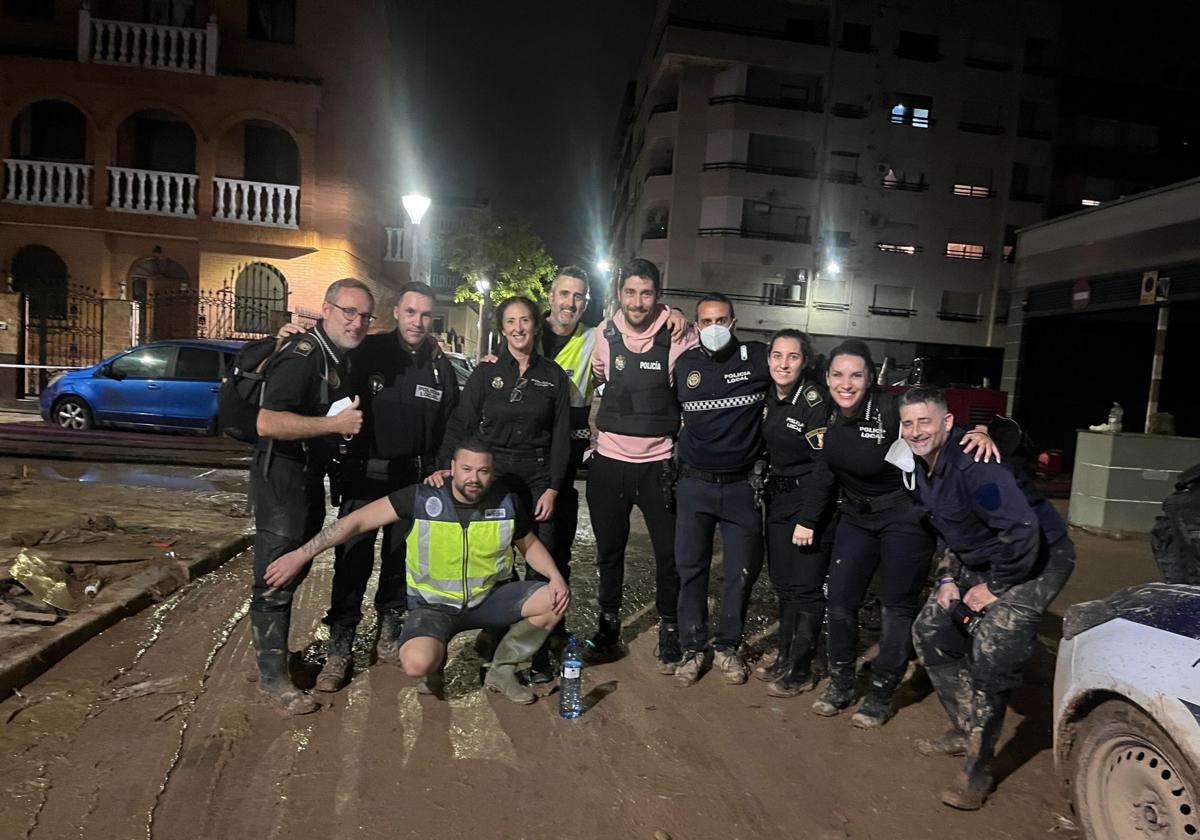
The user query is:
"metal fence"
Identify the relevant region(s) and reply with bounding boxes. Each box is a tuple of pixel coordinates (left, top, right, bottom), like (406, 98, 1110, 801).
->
(19, 284, 103, 396)
(138, 286, 287, 342)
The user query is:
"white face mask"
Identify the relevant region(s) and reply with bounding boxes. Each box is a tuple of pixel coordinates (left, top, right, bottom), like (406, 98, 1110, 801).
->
(699, 324, 732, 352)
(885, 438, 917, 489)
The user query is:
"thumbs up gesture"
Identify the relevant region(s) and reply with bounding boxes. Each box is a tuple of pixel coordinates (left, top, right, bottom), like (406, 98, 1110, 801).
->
(328, 395, 363, 437)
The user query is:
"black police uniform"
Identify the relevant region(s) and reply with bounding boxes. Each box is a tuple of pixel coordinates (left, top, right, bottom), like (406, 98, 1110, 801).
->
(324, 333, 458, 633)
(910, 426, 1075, 805)
(820, 388, 935, 713)
(673, 337, 770, 659)
(760, 377, 836, 689)
(251, 323, 352, 692)
(438, 347, 570, 573)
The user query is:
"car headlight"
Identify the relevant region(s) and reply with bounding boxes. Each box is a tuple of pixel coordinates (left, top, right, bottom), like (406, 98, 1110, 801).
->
(46, 371, 66, 388)
(1062, 599, 1117, 641)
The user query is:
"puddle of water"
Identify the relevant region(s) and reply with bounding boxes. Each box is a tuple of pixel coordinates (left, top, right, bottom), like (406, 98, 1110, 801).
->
(0, 458, 246, 493)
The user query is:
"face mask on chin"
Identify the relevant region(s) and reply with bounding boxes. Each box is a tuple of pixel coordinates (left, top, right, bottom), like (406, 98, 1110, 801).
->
(699, 324, 732, 352)
(885, 437, 917, 489)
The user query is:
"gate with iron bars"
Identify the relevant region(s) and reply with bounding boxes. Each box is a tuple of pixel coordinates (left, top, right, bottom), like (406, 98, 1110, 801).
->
(18, 284, 103, 397)
(138, 262, 293, 342)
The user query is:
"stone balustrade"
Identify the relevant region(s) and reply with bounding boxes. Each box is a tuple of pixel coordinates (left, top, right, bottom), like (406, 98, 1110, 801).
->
(108, 167, 198, 217)
(78, 5, 218, 75)
(385, 227, 407, 261)
(213, 178, 300, 228)
(3, 160, 93, 207)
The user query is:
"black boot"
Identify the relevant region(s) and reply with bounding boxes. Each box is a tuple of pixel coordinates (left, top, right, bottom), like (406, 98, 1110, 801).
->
(528, 623, 566, 685)
(768, 608, 822, 698)
(376, 608, 404, 664)
(754, 602, 797, 682)
(655, 622, 683, 675)
(583, 612, 621, 662)
(315, 624, 355, 693)
(811, 659, 856, 716)
(916, 662, 970, 756)
(252, 611, 320, 715)
(851, 669, 902, 729)
(941, 689, 1006, 810)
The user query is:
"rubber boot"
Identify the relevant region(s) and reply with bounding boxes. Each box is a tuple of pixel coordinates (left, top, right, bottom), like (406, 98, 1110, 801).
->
(375, 608, 404, 664)
(583, 611, 621, 662)
(485, 619, 553, 704)
(851, 669, 902, 729)
(416, 667, 445, 699)
(768, 608, 822, 698)
(811, 659, 856, 716)
(528, 622, 566, 685)
(251, 611, 320, 715)
(941, 689, 1006, 810)
(916, 662, 970, 757)
(754, 602, 796, 682)
(313, 624, 355, 693)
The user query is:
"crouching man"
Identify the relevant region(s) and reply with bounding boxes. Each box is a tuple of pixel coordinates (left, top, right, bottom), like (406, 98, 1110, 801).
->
(898, 387, 1075, 810)
(264, 437, 570, 704)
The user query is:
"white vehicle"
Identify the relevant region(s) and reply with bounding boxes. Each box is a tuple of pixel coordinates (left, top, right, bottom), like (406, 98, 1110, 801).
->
(1054, 583, 1200, 838)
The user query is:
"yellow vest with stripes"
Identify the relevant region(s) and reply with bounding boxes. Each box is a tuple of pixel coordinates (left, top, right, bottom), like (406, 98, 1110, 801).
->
(405, 485, 517, 610)
(553, 324, 598, 439)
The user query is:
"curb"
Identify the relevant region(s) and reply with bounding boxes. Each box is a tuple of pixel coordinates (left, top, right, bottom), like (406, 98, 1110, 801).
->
(0, 532, 253, 699)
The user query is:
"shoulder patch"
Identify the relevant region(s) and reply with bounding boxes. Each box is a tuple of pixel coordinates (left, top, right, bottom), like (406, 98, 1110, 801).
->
(686, 370, 701, 389)
(424, 495, 444, 518)
(805, 427, 825, 450)
(973, 482, 1003, 512)
(804, 386, 822, 407)
(292, 340, 314, 357)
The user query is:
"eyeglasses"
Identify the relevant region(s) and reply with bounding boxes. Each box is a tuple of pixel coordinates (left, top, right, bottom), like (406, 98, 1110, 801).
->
(510, 377, 529, 403)
(329, 302, 377, 324)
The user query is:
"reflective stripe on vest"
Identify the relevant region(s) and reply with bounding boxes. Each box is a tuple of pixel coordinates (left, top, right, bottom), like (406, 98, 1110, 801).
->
(405, 485, 516, 609)
(554, 325, 598, 409)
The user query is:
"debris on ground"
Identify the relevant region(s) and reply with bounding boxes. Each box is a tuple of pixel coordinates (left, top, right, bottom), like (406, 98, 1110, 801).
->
(9, 550, 78, 612)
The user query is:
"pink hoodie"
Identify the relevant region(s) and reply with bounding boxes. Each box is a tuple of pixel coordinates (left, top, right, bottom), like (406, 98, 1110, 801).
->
(591, 306, 698, 462)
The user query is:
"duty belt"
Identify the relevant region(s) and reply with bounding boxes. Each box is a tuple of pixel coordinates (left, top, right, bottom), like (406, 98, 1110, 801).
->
(838, 488, 911, 514)
(491, 444, 547, 461)
(679, 464, 751, 484)
(361, 454, 436, 480)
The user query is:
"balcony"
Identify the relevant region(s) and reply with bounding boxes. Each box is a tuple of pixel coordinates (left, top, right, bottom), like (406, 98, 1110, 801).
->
(3, 160, 93, 208)
(663, 286, 807, 309)
(937, 310, 983, 323)
(213, 178, 299, 228)
(699, 227, 811, 244)
(384, 227, 406, 262)
(875, 242, 922, 255)
(958, 121, 1006, 135)
(944, 245, 990, 261)
(709, 95, 823, 114)
(882, 177, 929, 192)
(108, 167, 198, 217)
(824, 171, 862, 185)
(869, 305, 917, 317)
(703, 161, 817, 180)
(78, 6, 218, 75)
(952, 184, 997, 199)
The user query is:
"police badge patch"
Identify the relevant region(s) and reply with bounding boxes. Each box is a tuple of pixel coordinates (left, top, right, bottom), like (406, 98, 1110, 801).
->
(803, 386, 822, 407)
(425, 495, 444, 517)
(491, 376, 505, 389)
(293, 340, 314, 357)
(805, 427, 826, 450)
(686, 370, 701, 389)
(614, 355, 626, 371)
(368, 373, 385, 395)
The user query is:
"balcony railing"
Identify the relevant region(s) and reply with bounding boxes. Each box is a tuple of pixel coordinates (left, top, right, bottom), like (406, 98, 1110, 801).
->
(108, 167, 198, 217)
(882, 177, 930, 192)
(698, 227, 811, 244)
(664, 286, 807, 308)
(703, 161, 817, 179)
(937, 310, 983, 322)
(213, 178, 299, 228)
(385, 227, 406, 261)
(825, 171, 862, 185)
(875, 242, 922, 255)
(79, 6, 218, 75)
(952, 184, 997, 199)
(709, 94, 824, 114)
(642, 228, 668, 240)
(869, 305, 917, 317)
(3, 160, 92, 208)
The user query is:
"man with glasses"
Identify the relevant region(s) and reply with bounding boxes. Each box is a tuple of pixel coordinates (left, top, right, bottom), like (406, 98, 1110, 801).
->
(251, 278, 373, 714)
(313, 281, 460, 692)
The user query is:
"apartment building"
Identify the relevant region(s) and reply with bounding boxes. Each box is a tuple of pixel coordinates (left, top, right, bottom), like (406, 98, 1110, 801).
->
(0, 0, 408, 394)
(609, 0, 1063, 368)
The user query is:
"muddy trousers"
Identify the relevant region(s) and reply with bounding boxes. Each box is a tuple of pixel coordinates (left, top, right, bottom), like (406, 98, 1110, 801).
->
(675, 477, 764, 653)
(765, 502, 834, 676)
(913, 538, 1076, 789)
(585, 453, 680, 622)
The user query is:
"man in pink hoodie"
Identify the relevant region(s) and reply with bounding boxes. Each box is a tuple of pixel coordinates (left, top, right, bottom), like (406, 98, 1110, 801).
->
(584, 258, 698, 672)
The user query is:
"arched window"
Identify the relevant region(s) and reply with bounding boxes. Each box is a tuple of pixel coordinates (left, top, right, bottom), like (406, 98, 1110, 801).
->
(11, 244, 69, 319)
(234, 262, 288, 333)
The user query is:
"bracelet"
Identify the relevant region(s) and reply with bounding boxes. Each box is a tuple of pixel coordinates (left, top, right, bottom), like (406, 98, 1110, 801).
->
(936, 577, 956, 587)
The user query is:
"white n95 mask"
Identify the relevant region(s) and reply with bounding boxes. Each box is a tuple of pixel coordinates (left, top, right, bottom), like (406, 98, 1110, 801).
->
(885, 437, 917, 489)
(699, 324, 732, 352)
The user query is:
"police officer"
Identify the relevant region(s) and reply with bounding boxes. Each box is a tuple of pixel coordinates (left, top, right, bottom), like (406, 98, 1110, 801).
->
(251, 278, 371, 714)
(585, 258, 697, 670)
(672, 294, 769, 686)
(900, 387, 1075, 809)
(314, 281, 458, 692)
(812, 341, 996, 727)
(754, 329, 836, 697)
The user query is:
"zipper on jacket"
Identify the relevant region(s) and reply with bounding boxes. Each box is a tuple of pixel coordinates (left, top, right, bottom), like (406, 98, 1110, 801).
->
(460, 525, 469, 609)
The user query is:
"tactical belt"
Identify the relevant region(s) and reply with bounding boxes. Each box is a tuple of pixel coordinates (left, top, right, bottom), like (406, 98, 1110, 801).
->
(839, 488, 911, 514)
(491, 444, 547, 461)
(360, 454, 436, 480)
(679, 464, 751, 484)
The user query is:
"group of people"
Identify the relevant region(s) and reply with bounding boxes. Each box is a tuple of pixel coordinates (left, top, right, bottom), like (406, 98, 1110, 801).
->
(247, 257, 1075, 811)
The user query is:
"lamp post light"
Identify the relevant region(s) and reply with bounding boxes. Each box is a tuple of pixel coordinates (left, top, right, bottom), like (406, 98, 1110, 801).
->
(476, 276, 492, 359)
(402, 193, 432, 283)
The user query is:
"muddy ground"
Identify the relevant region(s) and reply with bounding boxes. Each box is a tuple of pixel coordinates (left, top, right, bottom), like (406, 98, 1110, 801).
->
(0, 484, 1160, 840)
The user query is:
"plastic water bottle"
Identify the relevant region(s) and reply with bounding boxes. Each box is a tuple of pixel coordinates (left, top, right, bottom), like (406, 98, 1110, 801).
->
(559, 636, 583, 719)
(1108, 402, 1124, 434)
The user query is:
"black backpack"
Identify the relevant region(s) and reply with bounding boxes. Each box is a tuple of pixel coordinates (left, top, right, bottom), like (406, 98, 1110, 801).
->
(217, 336, 287, 444)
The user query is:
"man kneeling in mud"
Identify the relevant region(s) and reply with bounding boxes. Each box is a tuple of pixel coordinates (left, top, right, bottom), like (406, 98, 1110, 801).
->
(265, 437, 570, 703)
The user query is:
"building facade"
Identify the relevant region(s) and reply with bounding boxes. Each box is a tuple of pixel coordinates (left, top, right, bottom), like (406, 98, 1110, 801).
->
(609, 0, 1062, 368)
(1, 0, 409, 395)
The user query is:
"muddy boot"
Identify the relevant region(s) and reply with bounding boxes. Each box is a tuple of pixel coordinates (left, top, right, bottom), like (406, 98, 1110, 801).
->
(252, 611, 320, 715)
(583, 612, 621, 662)
(375, 608, 404, 664)
(416, 667, 445, 699)
(528, 623, 566, 685)
(851, 670, 902, 729)
(917, 662, 970, 756)
(768, 608, 822, 698)
(474, 627, 500, 662)
(314, 624, 355, 693)
(675, 647, 713, 686)
(655, 622, 683, 675)
(485, 619, 552, 704)
(941, 690, 1006, 810)
(754, 602, 796, 682)
(811, 659, 856, 716)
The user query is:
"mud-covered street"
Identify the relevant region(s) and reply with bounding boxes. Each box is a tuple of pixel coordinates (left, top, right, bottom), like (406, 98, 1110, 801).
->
(0, 481, 1160, 840)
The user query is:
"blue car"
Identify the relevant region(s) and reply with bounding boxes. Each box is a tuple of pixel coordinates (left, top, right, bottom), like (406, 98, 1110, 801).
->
(40, 339, 244, 434)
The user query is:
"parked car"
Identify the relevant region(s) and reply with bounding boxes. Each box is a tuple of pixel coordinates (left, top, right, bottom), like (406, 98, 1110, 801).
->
(1053, 583, 1200, 838)
(40, 339, 243, 434)
(443, 351, 476, 389)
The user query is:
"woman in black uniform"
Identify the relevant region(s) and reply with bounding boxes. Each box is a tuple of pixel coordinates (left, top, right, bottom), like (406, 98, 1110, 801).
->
(811, 340, 996, 727)
(754, 329, 836, 697)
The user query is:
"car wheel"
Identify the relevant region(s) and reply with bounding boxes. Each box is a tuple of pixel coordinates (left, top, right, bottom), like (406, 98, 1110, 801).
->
(53, 396, 93, 431)
(1071, 699, 1198, 839)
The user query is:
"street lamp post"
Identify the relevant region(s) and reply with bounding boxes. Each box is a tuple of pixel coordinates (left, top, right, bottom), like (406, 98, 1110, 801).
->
(402, 193, 432, 283)
(475, 277, 492, 360)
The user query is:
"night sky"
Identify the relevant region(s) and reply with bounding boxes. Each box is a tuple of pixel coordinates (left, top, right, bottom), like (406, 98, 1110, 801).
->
(390, 0, 657, 269)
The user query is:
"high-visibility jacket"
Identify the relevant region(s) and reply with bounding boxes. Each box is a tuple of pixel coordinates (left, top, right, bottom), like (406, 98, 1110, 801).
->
(553, 324, 599, 440)
(405, 484, 517, 609)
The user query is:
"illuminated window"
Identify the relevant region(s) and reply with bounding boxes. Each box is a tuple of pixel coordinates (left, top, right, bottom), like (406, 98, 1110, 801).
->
(945, 242, 986, 260)
(953, 183, 993, 198)
(890, 94, 933, 128)
(876, 242, 919, 255)
(1081, 198, 1101, 207)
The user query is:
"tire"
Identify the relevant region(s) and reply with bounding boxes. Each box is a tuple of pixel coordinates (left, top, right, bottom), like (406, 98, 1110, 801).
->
(1071, 699, 1199, 839)
(52, 396, 93, 431)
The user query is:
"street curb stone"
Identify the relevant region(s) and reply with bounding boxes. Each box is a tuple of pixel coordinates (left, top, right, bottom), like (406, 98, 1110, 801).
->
(0, 532, 253, 699)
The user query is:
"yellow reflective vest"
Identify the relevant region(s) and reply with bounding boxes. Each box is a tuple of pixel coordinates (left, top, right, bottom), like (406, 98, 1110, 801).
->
(405, 485, 517, 609)
(553, 324, 598, 439)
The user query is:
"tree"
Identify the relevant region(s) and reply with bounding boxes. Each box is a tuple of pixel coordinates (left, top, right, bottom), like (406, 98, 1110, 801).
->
(446, 215, 557, 306)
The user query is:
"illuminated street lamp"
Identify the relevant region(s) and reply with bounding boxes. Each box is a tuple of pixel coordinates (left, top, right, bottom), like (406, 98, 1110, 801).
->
(401, 193, 432, 283)
(596, 258, 611, 274)
(476, 276, 492, 359)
